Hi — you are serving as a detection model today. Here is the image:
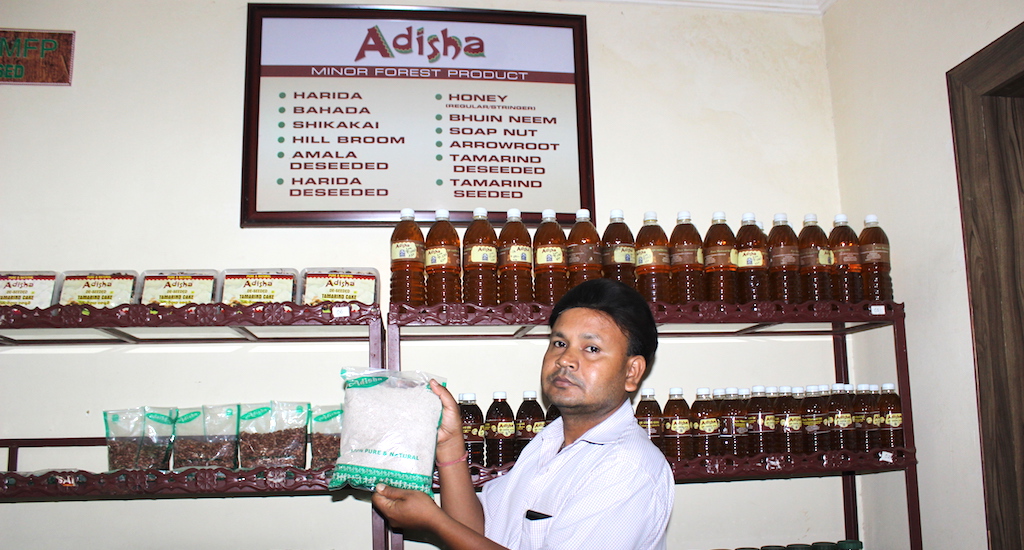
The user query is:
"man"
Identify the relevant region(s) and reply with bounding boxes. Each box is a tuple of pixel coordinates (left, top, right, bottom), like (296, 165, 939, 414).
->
(373, 278, 674, 549)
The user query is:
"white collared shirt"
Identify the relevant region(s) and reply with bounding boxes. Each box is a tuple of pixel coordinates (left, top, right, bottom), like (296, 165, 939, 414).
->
(478, 400, 674, 550)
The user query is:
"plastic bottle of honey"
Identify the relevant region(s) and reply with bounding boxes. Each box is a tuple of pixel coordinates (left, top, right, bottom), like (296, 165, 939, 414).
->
(389, 208, 426, 306)
(829, 214, 864, 303)
(767, 213, 802, 304)
(545, 403, 561, 423)
(775, 385, 806, 455)
(860, 215, 893, 301)
(635, 388, 663, 449)
(669, 211, 706, 304)
(798, 214, 835, 302)
(533, 209, 568, 305)
(566, 209, 603, 289)
(746, 385, 777, 455)
(802, 385, 831, 453)
(601, 209, 637, 289)
(662, 387, 694, 461)
(851, 383, 878, 453)
(827, 383, 855, 451)
(497, 208, 534, 304)
(635, 211, 673, 303)
(425, 209, 462, 305)
(484, 391, 516, 468)
(514, 390, 545, 460)
(704, 212, 738, 303)
(718, 387, 749, 457)
(458, 393, 485, 471)
(692, 387, 722, 457)
(736, 213, 770, 304)
(877, 383, 904, 448)
(463, 207, 499, 307)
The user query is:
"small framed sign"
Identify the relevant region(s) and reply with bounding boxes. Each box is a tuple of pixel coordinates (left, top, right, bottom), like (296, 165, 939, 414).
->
(0, 29, 75, 85)
(241, 4, 594, 226)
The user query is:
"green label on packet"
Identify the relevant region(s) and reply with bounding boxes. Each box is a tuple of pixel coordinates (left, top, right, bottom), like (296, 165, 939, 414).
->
(176, 411, 202, 424)
(314, 409, 343, 422)
(240, 407, 271, 420)
(347, 376, 388, 389)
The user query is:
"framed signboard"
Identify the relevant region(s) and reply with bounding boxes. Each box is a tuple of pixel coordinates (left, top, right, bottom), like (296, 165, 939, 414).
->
(241, 4, 594, 227)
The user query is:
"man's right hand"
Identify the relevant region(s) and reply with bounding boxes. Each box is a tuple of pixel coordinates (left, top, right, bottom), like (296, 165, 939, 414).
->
(429, 379, 467, 463)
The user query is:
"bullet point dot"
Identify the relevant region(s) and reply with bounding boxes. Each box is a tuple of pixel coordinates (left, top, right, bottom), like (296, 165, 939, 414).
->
(435, 94, 442, 100)
(278, 107, 286, 113)
(435, 141, 443, 147)
(277, 178, 284, 185)
(277, 137, 284, 143)
(435, 114, 442, 120)
(279, 92, 286, 98)
(277, 152, 284, 158)
(278, 122, 285, 128)
(435, 127, 442, 134)
(436, 179, 443, 186)
(435, 154, 442, 161)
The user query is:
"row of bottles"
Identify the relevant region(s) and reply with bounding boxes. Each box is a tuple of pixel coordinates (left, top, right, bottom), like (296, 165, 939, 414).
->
(457, 391, 560, 469)
(390, 208, 893, 307)
(635, 384, 904, 461)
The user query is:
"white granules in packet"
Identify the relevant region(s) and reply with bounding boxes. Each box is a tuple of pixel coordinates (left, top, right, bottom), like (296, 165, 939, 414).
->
(329, 369, 443, 495)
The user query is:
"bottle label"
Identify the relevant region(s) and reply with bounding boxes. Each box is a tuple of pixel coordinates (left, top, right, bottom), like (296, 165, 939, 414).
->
(466, 245, 498, 265)
(736, 249, 766, 268)
(568, 243, 601, 265)
(780, 414, 803, 431)
(852, 412, 866, 427)
(883, 412, 903, 428)
(636, 246, 670, 267)
(532, 420, 546, 434)
(705, 246, 737, 267)
(603, 244, 635, 265)
(535, 246, 565, 265)
(833, 412, 854, 429)
(861, 243, 890, 264)
(666, 418, 691, 435)
(697, 418, 720, 434)
(670, 246, 703, 266)
(833, 245, 861, 266)
(499, 244, 533, 266)
(747, 414, 777, 432)
(802, 414, 825, 431)
(770, 245, 799, 267)
(490, 420, 515, 437)
(719, 415, 748, 435)
(391, 241, 425, 263)
(462, 423, 484, 441)
(426, 245, 460, 268)
(637, 418, 661, 433)
(800, 247, 835, 266)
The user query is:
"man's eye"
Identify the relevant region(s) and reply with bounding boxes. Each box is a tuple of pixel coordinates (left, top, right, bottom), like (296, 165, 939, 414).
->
(585, 345, 600, 353)
(552, 340, 567, 348)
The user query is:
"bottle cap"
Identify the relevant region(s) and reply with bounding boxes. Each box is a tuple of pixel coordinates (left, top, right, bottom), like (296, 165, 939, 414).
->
(400, 208, 416, 219)
(804, 213, 818, 224)
(435, 209, 450, 220)
(725, 387, 739, 395)
(669, 387, 684, 395)
(463, 392, 476, 401)
(756, 220, 764, 231)
(856, 384, 870, 392)
(507, 208, 521, 220)
(832, 383, 845, 392)
(742, 212, 756, 223)
(793, 386, 805, 394)
(696, 387, 711, 395)
(610, 209, 624, 220)
(751, 385, 766, 393)
(869, 384, 880, 392)
(542, 208, 556, 220)
(457, 393, 464, 400)
(473, 207, 488, 218)
(739, 388, 751, 397)
(806, 385, 818, 392)
(773, 212, 788, 224)
(643, 211, 658, 222)
(576, 208, 591, 221)
(713, 388, 726, 397)
(882, 383, 896, 391)
(864, 214, 879, 225)
(765, 386, 778, 394)
(834, 213, 848, 225)
(819, 384, 831, 393)
(640, 387, 655, 397)
(779, 385, 792, 393)
(523, 390, 537, 399)
(676, 210, 692, 223)
(845, 383, 854, 392)
(712, 211, 726, 222)
(493, 391, 507, 399)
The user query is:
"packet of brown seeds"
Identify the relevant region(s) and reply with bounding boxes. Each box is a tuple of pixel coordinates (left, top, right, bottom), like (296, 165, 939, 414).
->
(238, 401, 310, 469)
(310, 405, 343, 471)
(173, 404, 239, 469)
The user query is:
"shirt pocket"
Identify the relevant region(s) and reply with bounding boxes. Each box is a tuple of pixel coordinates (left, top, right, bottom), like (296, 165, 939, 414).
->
(522, 514, 553, 549)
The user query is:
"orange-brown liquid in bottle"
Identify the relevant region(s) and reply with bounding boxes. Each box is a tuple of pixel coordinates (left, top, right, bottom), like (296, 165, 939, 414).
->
(851, 384, 879, 453)
(545, 403, 561, 422)
(662, 388, 695, 461)
(566, 209, 603, 289)
(459, 393, 485, 471)
(827, 384, 856, 451)
(692, 388, 723, 457)
(768, 214, 802, 304)
(425, 209, 462, 305)
(514, 391, 545, 460)
(802, 385, 831, 453)
(718, 388, 750, 457)
(389, 208, 426, 306)
(463, 207, 498, 306)
(798, 214, 835, 302)
(736, 213, 770, 304)
(497, 208, 534, 304)
(704, 212, 737, 303)
(746, 386, 777, 455)
(669, 211, 706, 304)
(774, 386, 806, 454)
(601, 209, 637, 289)
(877, 383, 904, 448)
(860, 215, 893, 301)
(829, 214, 864, 303)
(635, 388, 663, 449)
(533, 209, 568, 305)
(484, 391, 516, 468)
(635, 211, 673, 303)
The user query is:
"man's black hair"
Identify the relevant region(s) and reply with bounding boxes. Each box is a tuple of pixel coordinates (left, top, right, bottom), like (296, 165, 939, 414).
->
(549, 278, 658, 365)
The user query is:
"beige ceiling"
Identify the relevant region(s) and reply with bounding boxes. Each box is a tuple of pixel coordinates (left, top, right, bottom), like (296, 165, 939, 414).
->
(587, 0, 836, 16)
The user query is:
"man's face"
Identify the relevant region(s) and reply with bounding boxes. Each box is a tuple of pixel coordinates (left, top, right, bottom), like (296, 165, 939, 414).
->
(541, 307, 645, 417)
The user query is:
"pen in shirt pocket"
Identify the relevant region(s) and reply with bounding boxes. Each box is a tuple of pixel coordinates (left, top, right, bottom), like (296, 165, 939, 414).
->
(525, 510, 552, 520)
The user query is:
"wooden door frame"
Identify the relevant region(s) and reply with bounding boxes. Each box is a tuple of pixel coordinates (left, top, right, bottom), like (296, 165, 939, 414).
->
(947, 20, 1024, 550)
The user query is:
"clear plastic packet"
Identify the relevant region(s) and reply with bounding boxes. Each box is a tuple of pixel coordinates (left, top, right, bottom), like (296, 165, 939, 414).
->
(138, 407, 176, 470)
(59, 271, 138, 307)
(173, 404, 239, 469)
(310, 404, 343, 471)
(0, 271, 60, 308)
(104, 407, 144, 470)
(220, 269, 298, 306)
(301, 268, 379, 305)
(329, 370, 444, 495)
(137, 270, 220, 307)
(238, 401, 310, 469)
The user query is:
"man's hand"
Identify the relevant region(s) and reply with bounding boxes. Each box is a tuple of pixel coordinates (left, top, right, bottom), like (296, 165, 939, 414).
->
(430, 379, 466, 462)
(372, 483, 444, 531)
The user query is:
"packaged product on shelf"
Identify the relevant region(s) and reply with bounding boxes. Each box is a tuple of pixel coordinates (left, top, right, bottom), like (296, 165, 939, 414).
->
(0, 271, 60, 308)
(310, 404, 344, 471)
(330, 370, 443, 495)
(301, 268, 379, 305)
(238, 401, 310, 469)
(173, 404, 239, 469)
(220, 269, 298, 306)
(104, 406, 175, 470)
(138, 270, 219, 307)
(59, 271, 138, 307)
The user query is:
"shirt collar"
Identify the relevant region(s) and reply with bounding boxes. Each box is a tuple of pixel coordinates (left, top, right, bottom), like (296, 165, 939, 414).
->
(541, 399, 633, 448)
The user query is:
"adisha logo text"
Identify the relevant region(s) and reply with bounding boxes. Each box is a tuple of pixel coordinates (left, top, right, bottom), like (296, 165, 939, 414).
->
(355, 26, 485, 63)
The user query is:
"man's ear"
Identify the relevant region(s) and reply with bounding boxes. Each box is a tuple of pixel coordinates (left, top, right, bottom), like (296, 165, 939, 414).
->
(624, 355, 647, 393)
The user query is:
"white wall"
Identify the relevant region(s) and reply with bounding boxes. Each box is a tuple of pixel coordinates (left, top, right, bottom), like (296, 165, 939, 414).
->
(0, 0, 1002, 548)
